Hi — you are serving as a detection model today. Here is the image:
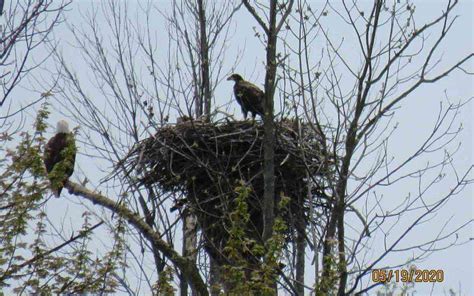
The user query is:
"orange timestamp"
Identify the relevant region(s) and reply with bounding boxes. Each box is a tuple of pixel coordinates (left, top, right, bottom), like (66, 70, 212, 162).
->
(372, 268, 444, 283)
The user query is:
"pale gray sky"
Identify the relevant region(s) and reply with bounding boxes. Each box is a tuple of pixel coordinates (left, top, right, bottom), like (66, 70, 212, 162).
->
(2, 0, 473, 295)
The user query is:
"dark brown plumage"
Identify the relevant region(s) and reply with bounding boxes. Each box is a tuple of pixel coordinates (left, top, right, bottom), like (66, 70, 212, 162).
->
(44, 120, 76, 197)
(227, 73, 264, 120)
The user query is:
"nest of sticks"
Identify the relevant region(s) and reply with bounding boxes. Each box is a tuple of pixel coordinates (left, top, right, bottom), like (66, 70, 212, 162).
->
(127, 118, 327, 264)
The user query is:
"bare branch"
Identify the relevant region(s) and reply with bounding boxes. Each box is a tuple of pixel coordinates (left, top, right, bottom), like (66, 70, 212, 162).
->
(65, 180, 209, 295)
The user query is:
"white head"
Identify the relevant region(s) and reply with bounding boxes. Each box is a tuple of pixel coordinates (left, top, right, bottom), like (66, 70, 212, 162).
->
(56, 120, 70, 134)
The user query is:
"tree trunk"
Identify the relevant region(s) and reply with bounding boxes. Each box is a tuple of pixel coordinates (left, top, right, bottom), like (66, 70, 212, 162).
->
(262, 0, 277, 245)
(181, 210, 197, 296)
(295, 199, 306, 295)
(198, 0, 211, 120)
(181, 1, 210, 294)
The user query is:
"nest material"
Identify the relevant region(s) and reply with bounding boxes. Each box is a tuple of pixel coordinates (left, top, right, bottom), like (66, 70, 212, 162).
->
(129, 119, 325, 264)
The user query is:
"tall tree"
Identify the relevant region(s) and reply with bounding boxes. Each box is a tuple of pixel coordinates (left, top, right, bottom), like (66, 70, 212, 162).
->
(243, 0, 294, 243)
(1, 0, 472, 295)
(279, 0, 472, 294)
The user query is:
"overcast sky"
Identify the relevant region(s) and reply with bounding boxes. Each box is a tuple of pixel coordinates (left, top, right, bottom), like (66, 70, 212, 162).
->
(3, 1, 473, 295)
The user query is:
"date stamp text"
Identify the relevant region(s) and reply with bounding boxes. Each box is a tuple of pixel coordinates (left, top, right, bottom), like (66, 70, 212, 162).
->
(372, 269, 444, 283)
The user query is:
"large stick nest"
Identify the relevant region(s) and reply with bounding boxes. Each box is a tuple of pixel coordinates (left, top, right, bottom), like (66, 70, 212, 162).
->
(127, 118, 327, 264)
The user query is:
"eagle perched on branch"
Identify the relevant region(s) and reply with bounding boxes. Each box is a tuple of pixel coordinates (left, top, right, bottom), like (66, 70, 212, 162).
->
(44, 120, 76, 197)
(227, 73, 264, 120)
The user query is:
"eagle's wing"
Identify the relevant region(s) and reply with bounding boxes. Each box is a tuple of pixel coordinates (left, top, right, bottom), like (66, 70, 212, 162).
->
(240, 81, 264, 97)
(44, 133, 76, 197)
(233, 84, 245, 110)
(239, 81, 264, 116)
(63, 133, 77, 179)
(44, 135, 60, 173)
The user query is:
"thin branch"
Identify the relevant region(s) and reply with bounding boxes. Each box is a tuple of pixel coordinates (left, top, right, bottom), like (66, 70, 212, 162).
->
(64, 180, 209, 295)
(0, 221, 104, 284)
(242, 0, 269, 35)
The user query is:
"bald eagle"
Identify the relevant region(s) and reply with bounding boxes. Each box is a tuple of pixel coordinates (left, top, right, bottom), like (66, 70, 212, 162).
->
(44, 120, 76, 197)
(227, 73, 264, 120)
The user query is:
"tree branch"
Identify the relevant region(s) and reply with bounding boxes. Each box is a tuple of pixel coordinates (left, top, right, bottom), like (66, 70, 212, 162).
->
(242, 0, 269, 35)
(0, 221, 103, 284)
(276, 0, 294, 34)
(64, 181, 209, 296)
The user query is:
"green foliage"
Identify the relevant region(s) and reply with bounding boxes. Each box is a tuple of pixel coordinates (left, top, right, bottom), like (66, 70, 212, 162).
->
(1, 106, 125, 294)
(0, 105, 51, 290)
(34, 102, 50, 135)
(222, 181, 253, 294)
(255, 195, 290, 293)
(154, 266, 176, 295)
(315, 238, 339, 296)
(45, 212, 118, 294)
(221, 181, 289, 295)
(46, 132, 76, 195)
